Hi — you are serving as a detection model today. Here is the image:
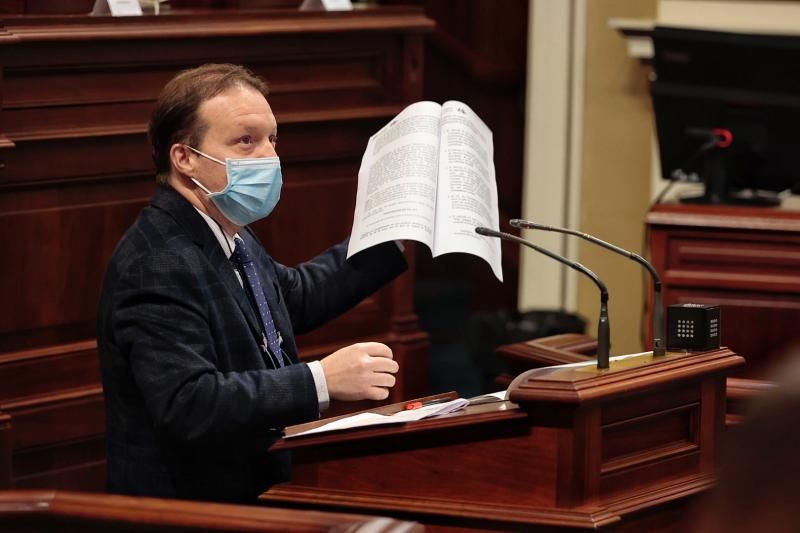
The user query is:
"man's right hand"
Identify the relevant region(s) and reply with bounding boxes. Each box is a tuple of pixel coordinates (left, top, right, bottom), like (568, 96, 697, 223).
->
(319, 342, 399, 401)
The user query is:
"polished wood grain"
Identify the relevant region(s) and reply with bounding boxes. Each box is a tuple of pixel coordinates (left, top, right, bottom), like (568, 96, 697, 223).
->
(496, 334, 776, 428)
(262, 349, 743, 531)
(647, 199, 800, 379)
(0, 5, 432, 491)
(0, 342, 107, 490)
(0, 489, 424, 532)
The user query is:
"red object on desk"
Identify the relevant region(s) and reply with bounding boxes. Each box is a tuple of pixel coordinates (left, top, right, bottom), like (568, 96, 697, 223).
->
(404, 401, 423, 410)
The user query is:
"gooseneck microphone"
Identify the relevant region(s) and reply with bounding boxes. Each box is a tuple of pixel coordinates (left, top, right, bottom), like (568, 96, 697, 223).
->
(475, 227, 610, 369)
(509, 219, 665, 357)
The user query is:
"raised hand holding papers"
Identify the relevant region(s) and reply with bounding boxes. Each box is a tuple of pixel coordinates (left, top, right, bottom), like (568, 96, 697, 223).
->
(348, 101, 503, 281)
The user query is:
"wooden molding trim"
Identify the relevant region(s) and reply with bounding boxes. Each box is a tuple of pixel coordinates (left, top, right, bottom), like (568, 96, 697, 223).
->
(0, 10, 434, 43)
(726, 377, 777, 401)
(603, 473, 713, 514)
(266, 473, 714, 528)
(0, 489, 423, 532)
(272, 404, 528, 451)
(498, 341, 592, 367)
(277, 105, 403, 125)
(7, 106, 404, 143)
(601, 440, 699, 476)
(0, 340, 97, 366)
(262, 485, 620, 529)
(664, 270, 800, 293)
(0, 136, 15, 149)
(646, 209, 800, 233)
(5, 83, 385, 111)
(496, 337, 775, 426)
(0, 385, 102, 412)
(0, 171, 152, 192)
(10, 125, 146, 143)
(509, 349, 744, 405)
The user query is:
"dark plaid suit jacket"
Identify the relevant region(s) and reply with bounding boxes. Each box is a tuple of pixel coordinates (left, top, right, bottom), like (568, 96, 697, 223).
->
(97, 185, 406, 503)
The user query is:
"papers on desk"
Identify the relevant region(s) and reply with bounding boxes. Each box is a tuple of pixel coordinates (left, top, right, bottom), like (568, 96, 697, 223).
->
(285, 398, 469, 439)
(467, 390, 508, 405)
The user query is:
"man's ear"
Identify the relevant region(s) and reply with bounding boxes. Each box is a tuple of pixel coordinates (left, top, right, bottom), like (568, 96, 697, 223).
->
(170, 143, 195, 179)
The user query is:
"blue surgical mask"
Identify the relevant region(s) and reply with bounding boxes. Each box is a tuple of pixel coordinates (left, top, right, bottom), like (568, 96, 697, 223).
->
(187, 145, 282, 226)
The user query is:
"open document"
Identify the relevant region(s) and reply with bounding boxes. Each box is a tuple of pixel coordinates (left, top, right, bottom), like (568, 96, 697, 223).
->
(347, 100, 503, 281)
(285, 398, 469, 439)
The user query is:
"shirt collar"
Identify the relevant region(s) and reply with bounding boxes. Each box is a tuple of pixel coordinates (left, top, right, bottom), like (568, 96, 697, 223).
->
(194, 207, 238, 259)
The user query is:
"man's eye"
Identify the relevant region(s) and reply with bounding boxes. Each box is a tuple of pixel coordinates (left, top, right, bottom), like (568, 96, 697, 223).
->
(239, 136, 253, 145)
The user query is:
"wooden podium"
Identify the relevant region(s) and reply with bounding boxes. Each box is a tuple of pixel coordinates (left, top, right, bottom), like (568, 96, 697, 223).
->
(261, 349, 743, 531)
(496, 333, 776, 427)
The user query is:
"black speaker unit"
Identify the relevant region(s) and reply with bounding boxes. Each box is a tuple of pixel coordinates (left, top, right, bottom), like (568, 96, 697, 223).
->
(667, 303, 721, 351)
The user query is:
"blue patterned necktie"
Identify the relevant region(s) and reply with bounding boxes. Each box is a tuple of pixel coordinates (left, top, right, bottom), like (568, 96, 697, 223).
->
(231, 237, 287, 368)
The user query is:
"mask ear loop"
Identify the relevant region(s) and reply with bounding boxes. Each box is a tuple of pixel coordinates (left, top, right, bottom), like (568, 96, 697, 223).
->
(185, 144, 226, 166)
(185, 144, 225, 195)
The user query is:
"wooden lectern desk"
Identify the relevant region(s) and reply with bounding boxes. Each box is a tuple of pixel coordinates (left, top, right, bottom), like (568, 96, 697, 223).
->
(261, 348, 743, 531)
(496, 333, 776, 426)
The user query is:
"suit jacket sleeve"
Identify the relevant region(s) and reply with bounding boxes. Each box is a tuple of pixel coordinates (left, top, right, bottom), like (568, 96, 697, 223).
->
(271, 240, 408, 335)
(111, 249, 319, 445)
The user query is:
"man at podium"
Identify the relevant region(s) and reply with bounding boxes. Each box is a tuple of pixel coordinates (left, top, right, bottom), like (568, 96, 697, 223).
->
(96, 64, 404, 503)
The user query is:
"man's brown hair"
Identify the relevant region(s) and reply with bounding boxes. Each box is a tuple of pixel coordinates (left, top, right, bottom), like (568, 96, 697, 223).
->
(148, 64, 269, 184)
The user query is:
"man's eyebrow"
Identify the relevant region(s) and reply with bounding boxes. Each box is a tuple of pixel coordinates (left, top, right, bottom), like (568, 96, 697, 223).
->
(235, 121, 277, 133)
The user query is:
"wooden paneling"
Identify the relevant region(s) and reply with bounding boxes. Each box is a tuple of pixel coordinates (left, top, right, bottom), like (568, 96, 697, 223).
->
(7, 388, 104, 450)
(13, 436, 105, 482)
(293, 421, 559, 507)
(0, 343, 107, 490)
(0, 342, 99, 402)
(0, 6, 432, 492)
(647, 200, 800, 378)
(599, 389, 702, 497)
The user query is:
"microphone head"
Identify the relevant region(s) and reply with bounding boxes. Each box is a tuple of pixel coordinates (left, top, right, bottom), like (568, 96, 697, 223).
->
(510, 219, 544, 230)
(475, 227, 492, 236)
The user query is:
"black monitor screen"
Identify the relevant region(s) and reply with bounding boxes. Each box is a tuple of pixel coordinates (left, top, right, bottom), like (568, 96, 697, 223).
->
(651, 26, 800, 203)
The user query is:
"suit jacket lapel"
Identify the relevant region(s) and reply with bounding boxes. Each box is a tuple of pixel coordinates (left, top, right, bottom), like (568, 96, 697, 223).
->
(150, 186, 264, 340)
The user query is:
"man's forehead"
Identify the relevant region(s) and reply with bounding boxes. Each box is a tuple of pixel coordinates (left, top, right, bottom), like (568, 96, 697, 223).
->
(198, 85, 276, 129)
